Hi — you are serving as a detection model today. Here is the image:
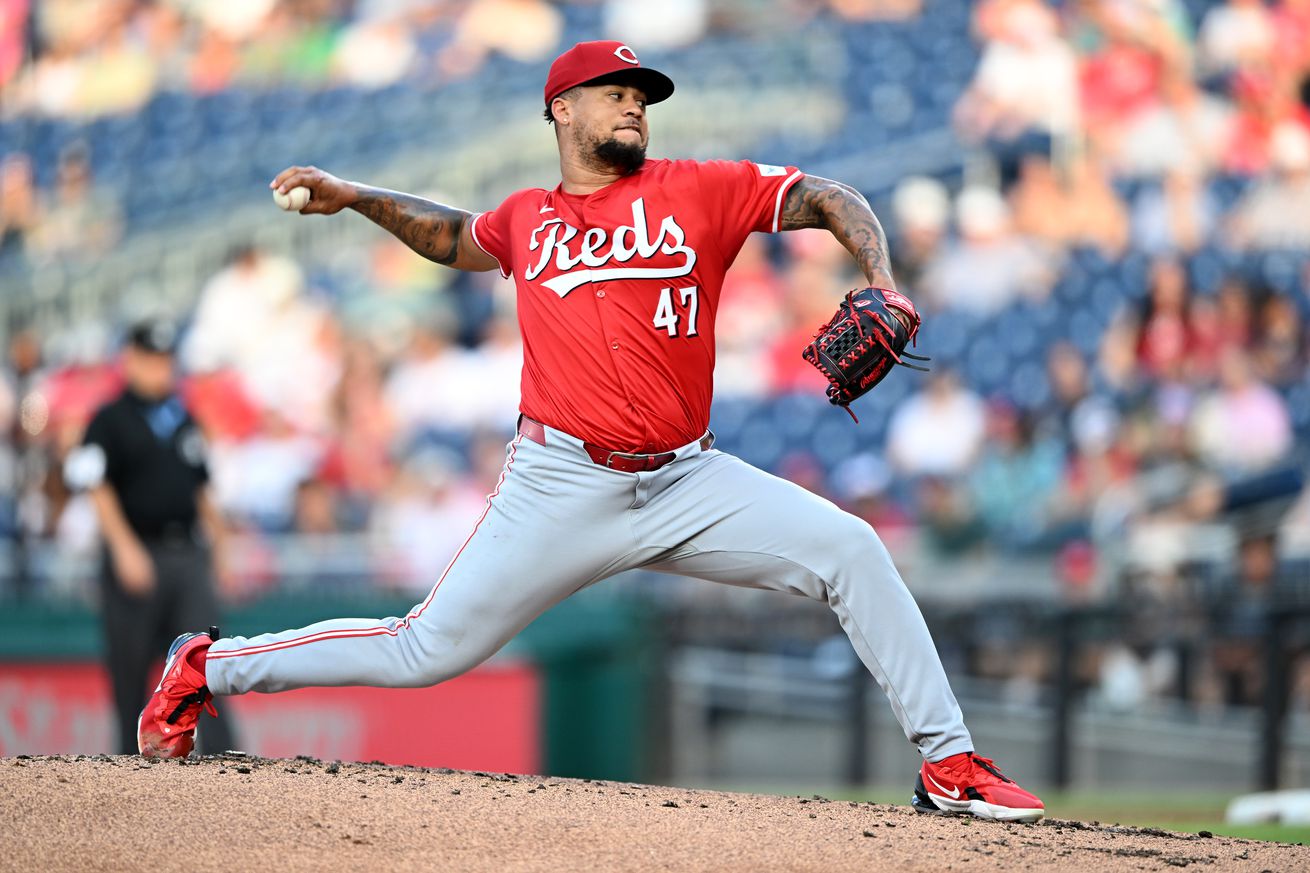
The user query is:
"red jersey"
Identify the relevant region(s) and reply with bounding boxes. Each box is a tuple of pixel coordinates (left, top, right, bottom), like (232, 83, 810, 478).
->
(470, 158, 803, 453)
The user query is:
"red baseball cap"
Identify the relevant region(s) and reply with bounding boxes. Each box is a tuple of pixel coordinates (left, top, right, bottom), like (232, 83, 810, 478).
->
(544, 41, 675, 108)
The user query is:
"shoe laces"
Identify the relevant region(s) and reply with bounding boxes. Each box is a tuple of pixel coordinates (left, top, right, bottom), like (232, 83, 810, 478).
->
(158, 667, 216, 725)
(965, 754, 1014, 785)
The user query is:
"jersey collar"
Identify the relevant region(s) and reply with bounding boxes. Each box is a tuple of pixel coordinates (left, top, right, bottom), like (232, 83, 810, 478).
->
(550, 160, 656, 222)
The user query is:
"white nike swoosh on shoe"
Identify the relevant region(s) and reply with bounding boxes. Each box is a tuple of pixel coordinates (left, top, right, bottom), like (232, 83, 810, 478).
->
(925, 772, 961, 799)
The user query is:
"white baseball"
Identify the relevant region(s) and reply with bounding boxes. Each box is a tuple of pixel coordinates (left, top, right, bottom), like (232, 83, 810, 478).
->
(273, 186, 311, 211)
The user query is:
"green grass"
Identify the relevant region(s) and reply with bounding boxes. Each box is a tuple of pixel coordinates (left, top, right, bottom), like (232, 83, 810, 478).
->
(1152, 822, 1310, 843)
(709, 784, 1310, 845)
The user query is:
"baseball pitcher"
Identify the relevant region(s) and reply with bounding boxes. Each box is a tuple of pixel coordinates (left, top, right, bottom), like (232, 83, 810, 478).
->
(139, 41, 1043, 822)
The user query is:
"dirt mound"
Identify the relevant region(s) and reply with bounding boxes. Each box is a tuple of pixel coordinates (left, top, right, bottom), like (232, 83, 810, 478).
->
(3, 755, 1304, 872)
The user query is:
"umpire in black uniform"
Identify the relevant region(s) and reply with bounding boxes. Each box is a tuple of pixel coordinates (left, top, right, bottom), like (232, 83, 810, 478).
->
(66, 317, 235, 754)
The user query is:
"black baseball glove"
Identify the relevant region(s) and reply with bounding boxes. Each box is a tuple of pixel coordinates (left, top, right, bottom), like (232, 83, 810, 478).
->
(801, 286, 930, 421)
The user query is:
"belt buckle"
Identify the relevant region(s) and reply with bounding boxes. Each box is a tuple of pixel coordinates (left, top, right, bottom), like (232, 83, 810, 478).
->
(607, 450, 649, 471)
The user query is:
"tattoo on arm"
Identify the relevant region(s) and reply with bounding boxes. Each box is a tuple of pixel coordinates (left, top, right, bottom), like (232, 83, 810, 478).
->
(350, 186, 471, 266)
(779, 175, 896, 290)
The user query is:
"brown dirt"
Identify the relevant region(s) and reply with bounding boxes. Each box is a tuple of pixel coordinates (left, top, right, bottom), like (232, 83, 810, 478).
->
(2, 755, 1305, 872)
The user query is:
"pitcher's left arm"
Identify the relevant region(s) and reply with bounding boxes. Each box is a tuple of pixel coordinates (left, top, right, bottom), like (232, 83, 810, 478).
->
(778, 175, 897, 293)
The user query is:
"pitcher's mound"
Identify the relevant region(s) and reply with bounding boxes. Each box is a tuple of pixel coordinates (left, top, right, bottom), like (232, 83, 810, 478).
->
(3, 754, 1304, 872)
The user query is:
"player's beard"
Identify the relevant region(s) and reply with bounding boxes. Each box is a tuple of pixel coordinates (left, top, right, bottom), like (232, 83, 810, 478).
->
(593, 135, 646, 175)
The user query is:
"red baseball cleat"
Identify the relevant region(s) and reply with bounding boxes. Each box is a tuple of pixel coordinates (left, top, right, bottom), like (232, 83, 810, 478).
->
(137, 627, 220, 759)
(911, 752, 1045, 822)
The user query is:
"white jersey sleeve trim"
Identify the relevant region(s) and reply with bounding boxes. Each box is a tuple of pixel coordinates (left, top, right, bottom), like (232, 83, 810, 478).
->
(469, 212, 511, 279)
(771, 170, 805, 233)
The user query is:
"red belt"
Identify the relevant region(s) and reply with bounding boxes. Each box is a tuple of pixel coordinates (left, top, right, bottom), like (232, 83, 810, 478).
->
(517, 416, 713, 473)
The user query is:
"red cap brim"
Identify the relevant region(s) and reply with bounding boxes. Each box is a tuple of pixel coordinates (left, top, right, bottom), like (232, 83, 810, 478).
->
(572, 68, 675, 106)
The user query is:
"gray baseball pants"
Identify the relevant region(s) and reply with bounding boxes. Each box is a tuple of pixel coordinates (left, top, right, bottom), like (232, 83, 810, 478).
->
(207, 419, 973, 762)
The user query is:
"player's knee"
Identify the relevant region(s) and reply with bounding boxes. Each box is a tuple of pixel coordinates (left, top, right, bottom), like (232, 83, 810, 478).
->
(406, 638, 493, 687)
(821, 511, 888, 563)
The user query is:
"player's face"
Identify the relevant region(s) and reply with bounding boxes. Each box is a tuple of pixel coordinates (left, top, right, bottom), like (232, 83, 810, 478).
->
(567, 82, 649, 173)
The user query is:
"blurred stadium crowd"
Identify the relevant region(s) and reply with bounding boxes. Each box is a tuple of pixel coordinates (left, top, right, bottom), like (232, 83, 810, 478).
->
(1, 0, 1309, 709)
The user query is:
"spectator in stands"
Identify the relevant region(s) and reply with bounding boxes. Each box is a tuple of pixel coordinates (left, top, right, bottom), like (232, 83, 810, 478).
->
(1066, 396, 1140, 540)
(826, 0, 923, 20)
(1230, 121, 1310, 248)
(0, 0, 26, 88)
(955, 0, 1080, 148)
(438, 0, 562, 79)
(1009, 152, 1068, 247)
(138, 2, 189, 86)
(1095, 641, 1180, 713)
(13, 28, 82, 116)
(4, 330, 44, 557)
(469, 311, 525, 430)
(76, 18, 157, 116)
(1011, 151, 1128, 256)
(1252, 291, 1306, 386)
(921, 185, 1055, 314)
(209, 409, 324, 532)
(1130, 162, 1219, 255)
(184, 245, 338, 431)
(321, 337, 394, 510)
(1186, 276, 1258, 387)
(1112, 71, 1233, 179)
(193, 0, 278, 42)
(189, 24, 241, 93)
(968, 398, 1067, 551)
(887, 368, 986, 477)
(29, 142, 122, 265)
(1190, 347, 1294, 475)
(716, 235, 786, 396)
(1073, 0, 1187, 149)
(1039, 341, 1093, 454)
(915, 475, 987, 557)
(604, 0, 709, 49)
(370, 447, 488, 593)
(292, 476, 340, 536)
(1274, 0, 1310, 73)
(0, 350, 15, 540)
(1102, 256, 1194, 388)
(1057, 163, 1124, 259)
(1223, 70, 1310, 177)
(1210, 530, 1286, 706)
(889, 175, 950, 295)
(384, 311, 485, 440)
(333, 14, 418, 88)
(364, 235, 447, 300)
(185, 247, 304, 375)
(830, 452, 912, 538)
(246, 299, 340, 435)
(1198, 0, 1276, 77)
(777, 450, 831, 503)
(0, 152, 38, 264)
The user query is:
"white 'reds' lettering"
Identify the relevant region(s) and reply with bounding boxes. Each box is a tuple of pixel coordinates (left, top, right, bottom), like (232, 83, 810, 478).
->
(525, 198, 698, 298)
(652, 285, 699, 338)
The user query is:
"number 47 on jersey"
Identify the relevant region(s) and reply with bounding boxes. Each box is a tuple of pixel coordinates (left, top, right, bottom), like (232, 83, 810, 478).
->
(652, 285, 700, 337)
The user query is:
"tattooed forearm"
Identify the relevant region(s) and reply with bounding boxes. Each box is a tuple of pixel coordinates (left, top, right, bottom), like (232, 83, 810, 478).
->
(779, 175, 896, 290)
(350, 186, 471, 266)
